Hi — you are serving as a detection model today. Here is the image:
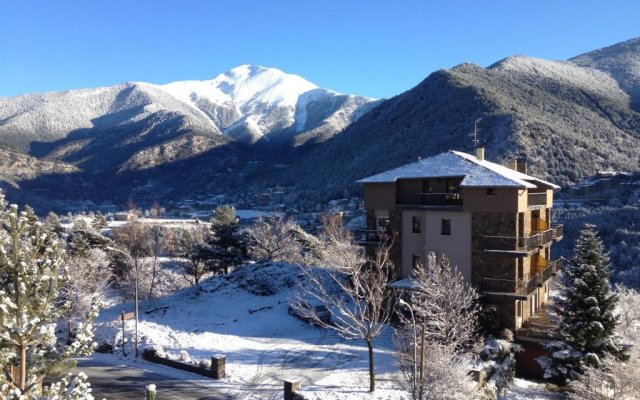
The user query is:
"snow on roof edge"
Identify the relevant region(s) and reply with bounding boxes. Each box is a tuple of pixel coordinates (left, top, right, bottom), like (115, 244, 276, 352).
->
(357, 150, 559, 190)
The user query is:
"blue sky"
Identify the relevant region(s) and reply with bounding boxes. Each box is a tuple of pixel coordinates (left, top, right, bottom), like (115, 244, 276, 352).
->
(0, 0, 638, 99)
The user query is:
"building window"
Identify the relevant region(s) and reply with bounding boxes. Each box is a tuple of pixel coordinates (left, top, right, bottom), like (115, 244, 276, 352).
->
(412, 255, 422, 269)
(486, 188, 496, 196)
(441, 218, 451, 235)
(412, 216, 422, 233)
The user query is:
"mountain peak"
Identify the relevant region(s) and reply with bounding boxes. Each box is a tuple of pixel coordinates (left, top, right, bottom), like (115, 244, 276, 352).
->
(161, 64, 320, 110)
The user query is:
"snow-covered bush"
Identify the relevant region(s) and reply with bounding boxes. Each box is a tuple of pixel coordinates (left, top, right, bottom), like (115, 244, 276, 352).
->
(178, 350, 191, 362)
(144, 344, 167, 359)
(479, 337, 521, 398)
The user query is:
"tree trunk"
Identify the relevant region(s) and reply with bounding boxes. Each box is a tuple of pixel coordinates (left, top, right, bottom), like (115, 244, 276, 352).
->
(367, 338, 375, 392)
(19, 340, 27, 391)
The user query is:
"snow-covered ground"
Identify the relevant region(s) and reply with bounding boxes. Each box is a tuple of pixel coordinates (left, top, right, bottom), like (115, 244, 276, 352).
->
(93, 262, 406, 399)
(92, 260, 567, 399)
(499, 378, 566, 400)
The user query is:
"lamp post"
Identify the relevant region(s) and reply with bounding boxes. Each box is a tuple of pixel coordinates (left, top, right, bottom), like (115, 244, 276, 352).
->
(398, 298, 417, 400)
(107, 246, 139, 358)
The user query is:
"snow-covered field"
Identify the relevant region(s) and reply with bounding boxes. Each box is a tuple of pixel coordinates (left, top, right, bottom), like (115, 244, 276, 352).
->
(94, 262, 406, 399)
(92, 261, 566, 399)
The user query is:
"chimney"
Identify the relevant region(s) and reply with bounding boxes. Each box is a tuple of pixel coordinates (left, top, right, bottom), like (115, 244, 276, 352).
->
(506, 158, 517, 171)
(516, 157, 527, 174)
(475, 146, 485, 161)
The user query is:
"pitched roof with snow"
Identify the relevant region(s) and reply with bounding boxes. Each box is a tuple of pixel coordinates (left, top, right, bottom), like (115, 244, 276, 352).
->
(357, 151, 560, 190)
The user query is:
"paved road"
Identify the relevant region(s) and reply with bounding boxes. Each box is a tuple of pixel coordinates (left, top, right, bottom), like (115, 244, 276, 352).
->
(74, 358, 236, 400)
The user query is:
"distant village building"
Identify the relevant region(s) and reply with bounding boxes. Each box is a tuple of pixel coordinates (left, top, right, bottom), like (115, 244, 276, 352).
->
(357, 148, 563, 333)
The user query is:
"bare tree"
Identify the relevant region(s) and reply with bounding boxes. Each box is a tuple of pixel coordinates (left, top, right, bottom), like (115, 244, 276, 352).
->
(570, 349, 640, 400)
(245, 216, 303, 263)
(61, 248, 112, 340)
(394, 254, 480, 400)
(147, 225, 164, 298)
(395, 339, 477, 400)
(294, 214, 395, 392)
(616, 285, 640, 340)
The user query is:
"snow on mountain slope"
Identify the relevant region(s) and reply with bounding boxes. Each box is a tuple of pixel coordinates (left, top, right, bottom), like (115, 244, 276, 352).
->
(0, 82, 218, 150)
(161, 64, 320, 110)
(490, 55, 629, 102)
(0, 65, 377, 149)
(159, 65, 377, 144)
(569, 37, 640, 109)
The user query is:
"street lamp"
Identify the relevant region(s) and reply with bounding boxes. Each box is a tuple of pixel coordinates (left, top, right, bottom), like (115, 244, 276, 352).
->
(398, 298, 417, 400)
(107, 246, 140, 358)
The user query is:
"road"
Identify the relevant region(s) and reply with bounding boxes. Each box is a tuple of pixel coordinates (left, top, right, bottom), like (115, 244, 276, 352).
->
(74, 358, 236, 400)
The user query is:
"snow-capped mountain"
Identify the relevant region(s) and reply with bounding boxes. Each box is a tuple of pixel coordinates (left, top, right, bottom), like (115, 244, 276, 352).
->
(159, 64, 377, 144)
(0, 65, 377, 152)
(0, 65, 377, 209)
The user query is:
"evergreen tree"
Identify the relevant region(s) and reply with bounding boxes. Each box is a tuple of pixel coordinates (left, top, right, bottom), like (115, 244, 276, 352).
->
(43, 212, 64, 236)
(91, 213, 108, 231)
(204, 205, 245, 274)
(543, 224, 628, 381)
(68, 219, 91, 258)
(0, 193, 98, 398)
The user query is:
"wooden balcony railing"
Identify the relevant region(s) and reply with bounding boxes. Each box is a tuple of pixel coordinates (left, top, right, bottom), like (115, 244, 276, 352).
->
(528, 192, 548, 207)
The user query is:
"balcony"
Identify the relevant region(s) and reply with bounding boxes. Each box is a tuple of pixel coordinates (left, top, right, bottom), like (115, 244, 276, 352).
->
(552, 224, 564, 241)
(483, 277, 539, 298)
(483, 259, 561, 298)
(528, 192, 548, 208)
(351, 229, 386, 246)
(422, 192, 463, 206)
(485, 228, 556, 254)
(397, 192, 463, 208)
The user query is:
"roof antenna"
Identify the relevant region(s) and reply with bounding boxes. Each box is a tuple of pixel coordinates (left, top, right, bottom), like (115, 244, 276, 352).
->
(469, 118, 481, 151)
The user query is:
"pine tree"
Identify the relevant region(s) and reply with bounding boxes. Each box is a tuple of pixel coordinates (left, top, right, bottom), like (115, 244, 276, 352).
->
(43, 212, 63, 236)
(0, 193, 98, 398)
(91, 213, 108, 231)
(543, 224, 628, 381)
(205, 205, 245, 274)
(68, 219, 91, 258)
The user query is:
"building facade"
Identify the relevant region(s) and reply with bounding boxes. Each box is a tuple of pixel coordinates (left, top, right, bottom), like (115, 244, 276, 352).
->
(357, 149, 563, 331)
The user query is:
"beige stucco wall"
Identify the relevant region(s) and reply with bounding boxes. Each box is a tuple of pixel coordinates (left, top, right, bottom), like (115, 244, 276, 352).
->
(363, 183, 395, 210)
(401, 210, 472, 282)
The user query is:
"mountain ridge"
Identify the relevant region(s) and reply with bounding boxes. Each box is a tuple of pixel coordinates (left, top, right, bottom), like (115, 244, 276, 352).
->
(1, 38, 640, 212)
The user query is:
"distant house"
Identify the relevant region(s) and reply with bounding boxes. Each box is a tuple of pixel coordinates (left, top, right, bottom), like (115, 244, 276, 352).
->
(357, 148, 563, 333)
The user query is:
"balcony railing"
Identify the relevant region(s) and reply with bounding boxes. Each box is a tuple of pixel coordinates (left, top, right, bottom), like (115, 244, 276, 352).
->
(421, 192, 463, 206)
(485, 228, 557, 253)
(552, 224, 564, 240)
(528, 192, 548, 207)
(351, 229, 386, 245)
(484, 277, 538, 296)
(484, 259, 562, 296)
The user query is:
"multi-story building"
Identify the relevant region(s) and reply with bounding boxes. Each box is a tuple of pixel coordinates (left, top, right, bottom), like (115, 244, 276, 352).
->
(356, 148, 563, 332)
